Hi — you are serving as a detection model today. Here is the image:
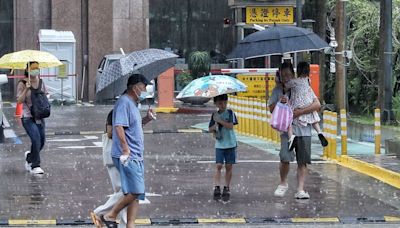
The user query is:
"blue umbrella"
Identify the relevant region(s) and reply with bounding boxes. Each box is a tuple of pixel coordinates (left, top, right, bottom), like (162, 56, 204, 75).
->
(176, 75, 247, 99)
(227, 25, 329, 60)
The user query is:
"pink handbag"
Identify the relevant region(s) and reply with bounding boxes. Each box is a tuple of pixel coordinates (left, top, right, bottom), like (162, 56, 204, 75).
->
(270, 102, 293, 132)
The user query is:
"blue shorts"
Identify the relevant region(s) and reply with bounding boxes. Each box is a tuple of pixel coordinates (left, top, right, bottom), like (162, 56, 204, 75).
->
(215, 147, 237, 164)
(113, 157, 145, 200)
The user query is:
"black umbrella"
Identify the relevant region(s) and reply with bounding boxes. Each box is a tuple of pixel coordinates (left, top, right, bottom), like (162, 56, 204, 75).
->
(227, 25, 329, 60)
(96, 49, 178, 93)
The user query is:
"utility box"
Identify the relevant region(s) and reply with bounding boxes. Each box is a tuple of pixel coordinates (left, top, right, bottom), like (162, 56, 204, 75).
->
(38, 29, 76, 102)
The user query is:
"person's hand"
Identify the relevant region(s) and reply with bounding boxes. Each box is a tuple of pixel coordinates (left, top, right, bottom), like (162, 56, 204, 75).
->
(25, 81, 31, 89)
(279, 95, 288, 104)
(293, 108, 303, 119)
(146, 108, 157, 120)
(213, 113, 222, 123)
(120, 154, 129, 166)
(209, 123, 217, 132)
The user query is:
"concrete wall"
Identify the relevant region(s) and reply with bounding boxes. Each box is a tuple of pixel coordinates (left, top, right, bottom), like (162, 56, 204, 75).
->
(51, 0, 82, 99)
(88, 0, 113, 101)
(14, 0, 51, 51)
(13, 0, 150, 101)
(113, 0, 149, 52)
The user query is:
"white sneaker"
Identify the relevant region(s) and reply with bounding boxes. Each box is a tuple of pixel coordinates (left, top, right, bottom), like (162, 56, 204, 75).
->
(30, 167, 44, 175)
(274, 184, 288, 197)
(295, 190, 310, 199)
(24, 151, 31, 171)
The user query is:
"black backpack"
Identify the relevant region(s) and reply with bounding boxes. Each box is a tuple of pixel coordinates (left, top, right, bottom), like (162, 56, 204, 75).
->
(29, 79, 51, 119)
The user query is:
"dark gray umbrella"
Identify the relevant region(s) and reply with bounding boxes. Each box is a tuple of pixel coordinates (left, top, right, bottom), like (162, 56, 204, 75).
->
(227, 25, 329, 60)
(96, 48, 178, 93)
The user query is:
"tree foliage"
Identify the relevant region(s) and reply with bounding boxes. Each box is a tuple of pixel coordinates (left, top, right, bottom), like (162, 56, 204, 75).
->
(188, 51, 211, 79)
(326, 0, 400, 115)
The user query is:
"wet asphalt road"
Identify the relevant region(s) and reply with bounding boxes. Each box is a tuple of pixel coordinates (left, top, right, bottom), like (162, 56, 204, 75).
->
(0, 104, 399, 224)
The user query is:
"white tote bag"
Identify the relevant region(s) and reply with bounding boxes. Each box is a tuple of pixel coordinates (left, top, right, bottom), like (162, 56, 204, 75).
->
(102, 133, 114, 166)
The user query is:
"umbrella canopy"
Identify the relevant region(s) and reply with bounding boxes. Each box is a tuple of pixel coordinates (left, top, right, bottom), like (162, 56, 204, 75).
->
(96, 48, 178, 93)
(227, 25, 329, 60)
(0, 50, 63, 69)
(176, 75, 247, 99)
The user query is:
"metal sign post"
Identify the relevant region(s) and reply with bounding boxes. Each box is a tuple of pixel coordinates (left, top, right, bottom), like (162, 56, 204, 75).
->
(57, 61, 69, 106)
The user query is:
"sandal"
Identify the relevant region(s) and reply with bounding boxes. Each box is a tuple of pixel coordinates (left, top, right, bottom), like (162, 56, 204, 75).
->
(90, 212, 102, 228)
(100, 214, 118, 228)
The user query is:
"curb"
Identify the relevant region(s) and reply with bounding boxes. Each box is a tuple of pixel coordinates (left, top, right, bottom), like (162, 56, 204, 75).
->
(334, 155, 400, 189)
(176, 107, 215, 114)
(0, 216, 399, 226)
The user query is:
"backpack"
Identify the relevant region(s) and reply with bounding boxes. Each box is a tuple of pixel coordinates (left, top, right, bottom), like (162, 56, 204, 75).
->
(29, 79, 51, 119)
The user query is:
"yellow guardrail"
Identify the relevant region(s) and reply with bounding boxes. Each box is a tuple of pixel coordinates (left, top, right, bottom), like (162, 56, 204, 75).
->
(228, 95, 281, 142)
(375, 108, 381, 154)
(230, 97, 382, 159)
(340, 109, 347, 155)
(227, 98, 397, 190)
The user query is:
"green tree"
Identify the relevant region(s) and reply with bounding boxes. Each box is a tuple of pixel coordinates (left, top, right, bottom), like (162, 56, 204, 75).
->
(188, 51, 211, 79)
(326, 0, 400, 116)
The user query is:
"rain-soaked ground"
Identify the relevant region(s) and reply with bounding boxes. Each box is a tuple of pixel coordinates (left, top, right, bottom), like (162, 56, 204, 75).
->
(0, 104, 399, 222)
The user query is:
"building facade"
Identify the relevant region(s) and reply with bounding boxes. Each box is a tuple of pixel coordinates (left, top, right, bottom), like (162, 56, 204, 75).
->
(1, 0, 149, 101)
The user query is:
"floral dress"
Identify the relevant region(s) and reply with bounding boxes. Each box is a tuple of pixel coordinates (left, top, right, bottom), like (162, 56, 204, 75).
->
(286, 77, 320, 126)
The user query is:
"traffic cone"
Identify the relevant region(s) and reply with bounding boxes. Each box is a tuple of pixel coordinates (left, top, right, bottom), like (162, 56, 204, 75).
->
(15, 103, 23, 118)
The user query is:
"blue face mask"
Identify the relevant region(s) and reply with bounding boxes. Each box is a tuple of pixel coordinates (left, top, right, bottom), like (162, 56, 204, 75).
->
(133, 86, 148, 102)
(30, 69, 40, 76)
(138, 91, 149, 101)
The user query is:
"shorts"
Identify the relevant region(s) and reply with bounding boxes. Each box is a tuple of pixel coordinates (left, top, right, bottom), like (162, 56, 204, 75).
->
(113, 157, 145, 200)
(215, 147, 237, 164)
(295, 136, 312, 166)
(280, 132, 295, 162)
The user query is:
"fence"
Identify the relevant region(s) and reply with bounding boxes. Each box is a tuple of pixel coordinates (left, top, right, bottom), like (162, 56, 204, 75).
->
(228, 95, 382, 159)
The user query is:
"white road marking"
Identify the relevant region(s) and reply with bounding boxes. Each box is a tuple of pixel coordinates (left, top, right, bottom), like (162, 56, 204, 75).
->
(57, 146, 101, 149)
(146, 192, 162, 197)
(48, 135, 99, 142)
(4, 129, 16, 138)
(138, 193, 162, 204)
(139, 198, 151, 204)
(2, 115, 10, 128)
(92, 141, 103, 147)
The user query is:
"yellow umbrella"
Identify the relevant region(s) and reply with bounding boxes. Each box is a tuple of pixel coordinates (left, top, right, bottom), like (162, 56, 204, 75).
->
(0, 50, 62, 69)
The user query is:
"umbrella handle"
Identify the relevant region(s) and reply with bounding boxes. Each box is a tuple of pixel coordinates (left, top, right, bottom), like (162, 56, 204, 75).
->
(28, 64, 31, 83)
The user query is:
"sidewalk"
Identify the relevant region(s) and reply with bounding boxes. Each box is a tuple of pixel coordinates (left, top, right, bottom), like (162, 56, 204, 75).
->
(192, 121, 400, 190)
(0, 103, 399, 227)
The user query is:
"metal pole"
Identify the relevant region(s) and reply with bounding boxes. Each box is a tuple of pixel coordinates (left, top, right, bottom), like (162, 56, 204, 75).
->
(61, 78, 64, 106)
(383, 0, 394, 123)
(296, 0, 302, 63)
(296, 0, 302, 27)
(335, 0, 346, 110)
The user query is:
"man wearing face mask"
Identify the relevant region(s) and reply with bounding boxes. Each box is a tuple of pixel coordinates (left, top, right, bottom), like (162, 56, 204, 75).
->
(16, 61, 48, 175)
(100, 74, 155, 228)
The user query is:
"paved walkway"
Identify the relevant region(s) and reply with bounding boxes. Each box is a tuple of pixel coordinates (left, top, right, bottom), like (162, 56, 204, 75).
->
(0, 104, 399, 227)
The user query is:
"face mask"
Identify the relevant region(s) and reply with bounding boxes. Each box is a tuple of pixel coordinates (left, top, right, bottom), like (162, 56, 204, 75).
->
(30, 69, 40, 76)
(133, 86, 148, 102)
(138, 91, 149, 101)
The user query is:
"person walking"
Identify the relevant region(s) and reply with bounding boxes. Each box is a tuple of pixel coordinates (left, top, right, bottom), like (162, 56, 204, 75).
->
(268, 62, 321, 199)
(91, 110, 127, 228)
(100, 74, 155, 228)
(16, 61, 48, 175)
(209, 94, 238, 201)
